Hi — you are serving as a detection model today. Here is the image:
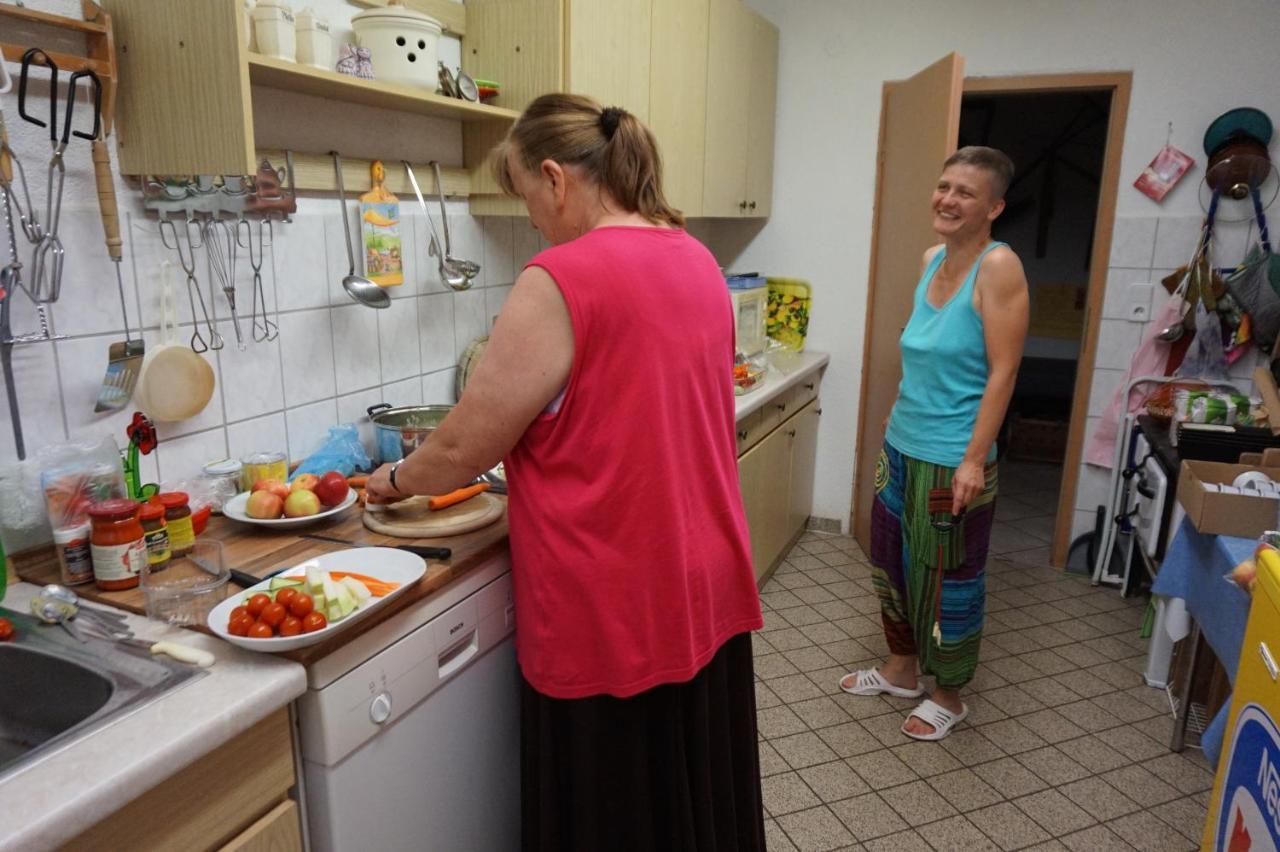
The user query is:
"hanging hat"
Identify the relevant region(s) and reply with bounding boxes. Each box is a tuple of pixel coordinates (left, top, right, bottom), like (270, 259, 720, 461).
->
(1204, 107, 1274, 157)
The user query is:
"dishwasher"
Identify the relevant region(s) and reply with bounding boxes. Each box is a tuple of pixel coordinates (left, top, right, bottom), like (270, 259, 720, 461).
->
(295, 554, 520, 851)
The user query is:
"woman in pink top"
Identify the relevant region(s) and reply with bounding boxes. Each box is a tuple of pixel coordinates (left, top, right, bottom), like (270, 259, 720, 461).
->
(367, 93, 765, 850)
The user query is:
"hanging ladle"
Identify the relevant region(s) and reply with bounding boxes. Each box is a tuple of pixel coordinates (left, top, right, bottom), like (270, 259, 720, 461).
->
(331, 151, 389, 309)
(404, 161, 479, 291)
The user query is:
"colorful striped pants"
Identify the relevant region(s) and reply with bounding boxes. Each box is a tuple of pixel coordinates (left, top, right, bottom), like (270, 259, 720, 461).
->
(869, 442, 997, 690)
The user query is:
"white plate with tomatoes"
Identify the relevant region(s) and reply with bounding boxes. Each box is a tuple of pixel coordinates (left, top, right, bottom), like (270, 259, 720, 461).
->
(223, 487, 358, 529)
(206, 547, 426, 652)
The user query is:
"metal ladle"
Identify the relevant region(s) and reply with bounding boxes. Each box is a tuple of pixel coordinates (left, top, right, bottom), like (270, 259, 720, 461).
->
(331, 151, 389, 309)
(403, 161, 474, 291)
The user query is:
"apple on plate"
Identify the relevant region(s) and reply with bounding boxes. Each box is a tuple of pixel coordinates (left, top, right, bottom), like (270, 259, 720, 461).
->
(245, 491, 284, 519)
(284, 489, 322, 518)
(252, 479, 290, 501)
(291, 473, 320, 493)
(314, 471, 349, 507)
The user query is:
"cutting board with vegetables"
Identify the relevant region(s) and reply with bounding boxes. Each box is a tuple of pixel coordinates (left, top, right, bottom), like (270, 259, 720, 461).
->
(363, 493, 505, 538)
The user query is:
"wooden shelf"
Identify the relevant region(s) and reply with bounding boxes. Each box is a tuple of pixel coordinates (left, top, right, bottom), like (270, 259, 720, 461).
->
(260, 148, 471, 195)
(247, 54, 520, 124)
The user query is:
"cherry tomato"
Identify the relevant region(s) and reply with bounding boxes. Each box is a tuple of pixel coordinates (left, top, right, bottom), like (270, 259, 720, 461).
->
(248, 621, 274, 639)
(289, 593, 314, 618)
(229, 605, 251, 624)
(302, 611, 327, 633)
(279, 615, 303, 637)
(0, 617, 13, 642)
(260, 602, 287, 628)
(246, 593, 271, 619)
(274, 587, 297, 607)
(227, 614, 253, 637)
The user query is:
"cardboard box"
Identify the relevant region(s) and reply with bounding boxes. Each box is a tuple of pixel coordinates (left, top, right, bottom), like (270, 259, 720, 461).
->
(1177, 458, 1280, 538)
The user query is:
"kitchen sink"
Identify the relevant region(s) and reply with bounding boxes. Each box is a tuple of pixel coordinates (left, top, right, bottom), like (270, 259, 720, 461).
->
(0, 608, 206, 780)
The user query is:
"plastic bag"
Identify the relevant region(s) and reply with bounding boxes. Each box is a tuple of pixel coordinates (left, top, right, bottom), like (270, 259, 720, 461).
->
(1226, 246, 1280, 349)
(1174, 301, 1230, 382)
(290, 424, 372, 479)
(38, 437, 127, 531)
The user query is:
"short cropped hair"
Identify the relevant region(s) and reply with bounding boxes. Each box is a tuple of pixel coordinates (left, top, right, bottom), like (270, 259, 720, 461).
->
(943, 146, 1014, 199)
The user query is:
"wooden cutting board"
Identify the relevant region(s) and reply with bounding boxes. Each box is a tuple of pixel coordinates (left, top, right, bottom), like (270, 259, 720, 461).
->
(363, 493, 505, 538)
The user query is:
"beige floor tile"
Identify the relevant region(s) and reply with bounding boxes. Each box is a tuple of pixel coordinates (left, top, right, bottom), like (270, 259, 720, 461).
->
(758, 652, 804, 680)
(768, 627, 819, 652)
(774, 731, 842, 770)
(1019, 649, 1077, 676)
(800, 622, 851, 645)
(1014, 746, 1091, 786)
(1061, 824, 1135, 852)
(833, 693, 900, 721)
(848, 750, 919, 788)
(764, 817, 800, 851)
(799, 760, 870, 804)
(861, 712, 914, 748)
(834, 615, 884, 638)
(822, 639, 874, 667)
(1141, 752, 1216, 795)
(879, 778, 958, 827)
(964, 694, 1012, 726)
(818, 720, 885, 758)
(1094, 724, 1169, 762)
(1106, 810, 1197, 852)
(791, 696, 855, 730)
(984, 655, 1041, 683)
(940, 728, 1008, 766)
(1056, 669, 1117, 699)
(1018, 676, 1084, 707)
(967, 801, 1052, 851)
(1020, 841, 1068, 852)
(1060, 734, 1130, 774)
(765, 771, 824, 817)
(758, 681, 784, 710)
(927, 767, 1004, 812)
(862, 829, 932, 852)
(763, 589, 808, 610)
(1149, 795, 1211, 843)
(782, 605, 834, 628)
(829, 792, 910, 842)
(794, 585, 839, 605)
(1090, 691, 1161, 724)
(771, 673, 828, 704)
(776, 805, 857, 852)
(775, 571, 819, 591)
(1017, 708, 1087, 744)
(972, 756, 1050, 799)
(1058, 776, 1142, 822)
(1100, 764, 1182, 808)
(1057, 699, 1125, 733)
(785, 645, 843, 674)
(980, 685, 1047, 716)
(760, 741, 793, 777)
(916, 814, 1001, 851)
(1012, 788, 1095, 836)
(756, 634, 779, 655)
(813, 600, 861, 622)
(759, 705, 810, 739)
(975, 719, 1048, 755)
(891, 741, 965, 777)
(1054, 641, 1111, 668)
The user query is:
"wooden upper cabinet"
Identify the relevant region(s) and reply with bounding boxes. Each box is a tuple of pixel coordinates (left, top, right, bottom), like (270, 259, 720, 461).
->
(744, 14, 779, 218)
(701, 0, 752, 217)
(648, 0, 710, 217)
(567, 0, 652, 122)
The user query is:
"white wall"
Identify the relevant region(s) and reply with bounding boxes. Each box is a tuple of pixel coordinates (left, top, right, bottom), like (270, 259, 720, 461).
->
(709, 0, 1280, 530)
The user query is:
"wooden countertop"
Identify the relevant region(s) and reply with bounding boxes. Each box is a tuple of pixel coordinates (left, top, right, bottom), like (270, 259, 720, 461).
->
(13, 502, 510, 667)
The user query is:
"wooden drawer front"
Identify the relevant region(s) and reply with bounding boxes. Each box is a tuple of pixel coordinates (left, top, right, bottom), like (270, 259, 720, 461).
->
(63, 708, 296, 852)
(761, 393, 791, 432)
(736, 409, 767, 455)
(788, 377, 820, 413)
(219, 799, 302, 852)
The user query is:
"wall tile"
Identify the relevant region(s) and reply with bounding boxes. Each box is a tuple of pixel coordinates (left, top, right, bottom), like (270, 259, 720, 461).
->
(156, 427, 228, 483)
(481, 216, 516, 287)
(52, 334, 136, 445)
(227, 412, 288, 461)
(1087, 368, 1124, 418)
(1152, 216, 1202, 270)
(127, 212, 174, 331)
(48, 210, 140, 337)
(423, 367, 457, 404)
(0, 336, 65, 459)
(330, 304, 382, 394)
(337, 388, 384, 463)
(447, 211, 484, 287)
(377, 295, 422, 383)
(390, 210, 419, 300)
(271, 214, 331, 311)
(285, 398, 338, 462)
(278, 308, 336, 407)
(323, 210, 364, 308)
(382, 375, 422, 407)
(1072, 509, 1096, 542)
(485, 285, 514, 330)
(1107, 217, 1157, 269)
(419, 293, 457, 373)
(1075, 463, 1113, 512)
(513, 220, 542, 269)
(1094, 319, 1144, 371)
(413, 216, 446, 295)
(216, 319, 285, 422)
(1102, 268, 1154, 321)
(453, 287, 488, 360)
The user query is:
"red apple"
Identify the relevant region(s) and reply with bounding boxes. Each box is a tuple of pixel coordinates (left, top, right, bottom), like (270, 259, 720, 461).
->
(251, 479, 290, 501)
(290, 473, 320, 493)
(314, 471, 349, 507)
(283, 489, 322, 518)
(245, 491, 284, 519)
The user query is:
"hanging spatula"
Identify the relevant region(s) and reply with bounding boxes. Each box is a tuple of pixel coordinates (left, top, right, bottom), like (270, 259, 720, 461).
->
(92, 139, 144, 412)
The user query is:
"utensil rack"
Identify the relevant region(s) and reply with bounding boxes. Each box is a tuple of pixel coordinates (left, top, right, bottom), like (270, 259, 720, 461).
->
(0, 0, 118, 134)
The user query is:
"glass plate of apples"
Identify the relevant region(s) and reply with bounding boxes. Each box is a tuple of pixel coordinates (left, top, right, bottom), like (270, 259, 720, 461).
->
(223, 471, 358, 528)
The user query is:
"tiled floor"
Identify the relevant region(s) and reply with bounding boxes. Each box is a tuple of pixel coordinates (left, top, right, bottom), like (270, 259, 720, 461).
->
(756, 461, 1214, 851)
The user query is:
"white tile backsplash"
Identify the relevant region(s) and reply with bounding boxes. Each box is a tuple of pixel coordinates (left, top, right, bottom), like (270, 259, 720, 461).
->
(279, 308, 338, 406)
(271, 215, 331, 311)
(50, 210, 140, 337)
(330, 304, 382, 394)
(1107, 216, 1157, 269)
(337, 388, 385, 462)
(480, 217, 516, 289)
(216, 319, 285, 422)
(227, 413, 289, 462)
(1094, 318, 1143, 371)
(382, 375, 423, 407)
(1152, 216, 1202, 270)
(156, 428, 229, 484)
(419, 293, 456, 373)
(422, 368, 457, 404)
(453, 287, 489, 359)
(285, 398, 339, 460)
(1087, 367, 1125, 419)
(377, 295, 422, 382)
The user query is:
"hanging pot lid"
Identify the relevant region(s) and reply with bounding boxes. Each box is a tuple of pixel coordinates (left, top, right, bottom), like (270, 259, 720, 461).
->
(352, 0, 442, 30)
(1204, 107, 1274, 157)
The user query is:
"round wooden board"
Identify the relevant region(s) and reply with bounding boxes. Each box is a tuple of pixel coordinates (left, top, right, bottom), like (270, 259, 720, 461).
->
(362, 492, 505, 538)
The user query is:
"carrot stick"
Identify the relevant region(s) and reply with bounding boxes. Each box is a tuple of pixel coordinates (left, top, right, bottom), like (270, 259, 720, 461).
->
(329, 572, 399, 596)
(348, 474, 370, 488)
(428, 482, 490, 511)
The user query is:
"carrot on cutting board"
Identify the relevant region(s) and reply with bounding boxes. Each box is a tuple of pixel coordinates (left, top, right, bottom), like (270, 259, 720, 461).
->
(428, 482, 490, 511)
(347, 474, 370, 488)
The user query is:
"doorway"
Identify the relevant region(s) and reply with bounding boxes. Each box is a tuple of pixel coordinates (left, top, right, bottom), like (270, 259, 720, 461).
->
(850, 58, 1131, 567)
(960, 90, 1110, 557)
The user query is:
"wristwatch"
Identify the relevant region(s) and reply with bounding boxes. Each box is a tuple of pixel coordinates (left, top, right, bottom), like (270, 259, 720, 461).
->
(388, 461, 404, 495)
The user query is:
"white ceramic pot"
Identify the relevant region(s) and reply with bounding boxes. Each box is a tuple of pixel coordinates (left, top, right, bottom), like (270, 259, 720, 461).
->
(295, 7, 332, 70)
(253, 0, 296, 62)
(351, 0, 442, 91)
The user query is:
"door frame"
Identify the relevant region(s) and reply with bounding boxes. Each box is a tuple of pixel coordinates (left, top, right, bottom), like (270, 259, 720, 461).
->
(962, 71, 1132, 566)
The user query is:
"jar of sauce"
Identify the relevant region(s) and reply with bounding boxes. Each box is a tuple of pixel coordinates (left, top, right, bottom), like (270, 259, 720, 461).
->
(139, 501, 171, 572)
(53, 522, 94, 586)
(88, 499, 146, 591)
(157, 492, 195, 557)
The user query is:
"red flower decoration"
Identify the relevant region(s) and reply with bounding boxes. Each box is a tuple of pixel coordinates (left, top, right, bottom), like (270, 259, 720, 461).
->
(127, 412, 157, 455)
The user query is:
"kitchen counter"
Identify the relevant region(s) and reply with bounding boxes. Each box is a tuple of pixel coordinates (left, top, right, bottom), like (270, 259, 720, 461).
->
(735, 350, 829, 421)
(0, 582, 306, 852)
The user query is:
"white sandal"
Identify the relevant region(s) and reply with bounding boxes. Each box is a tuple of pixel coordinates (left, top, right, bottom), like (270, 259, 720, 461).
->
(901, 699, 968, 741)
(839, 668, 925, 699)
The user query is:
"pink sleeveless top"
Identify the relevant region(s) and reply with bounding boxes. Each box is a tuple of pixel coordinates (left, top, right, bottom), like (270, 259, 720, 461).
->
(505, 226, 762, 699)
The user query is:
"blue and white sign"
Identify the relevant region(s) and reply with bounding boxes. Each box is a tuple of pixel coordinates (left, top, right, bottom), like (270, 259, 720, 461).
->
(1216, 704, 1280, 852)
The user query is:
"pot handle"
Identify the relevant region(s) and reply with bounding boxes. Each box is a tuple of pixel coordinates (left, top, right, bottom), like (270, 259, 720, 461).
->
(367, 403, 393, 418)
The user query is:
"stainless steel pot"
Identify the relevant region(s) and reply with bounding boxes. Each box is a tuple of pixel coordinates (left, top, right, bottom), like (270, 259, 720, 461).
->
(367, 403, 453, 463)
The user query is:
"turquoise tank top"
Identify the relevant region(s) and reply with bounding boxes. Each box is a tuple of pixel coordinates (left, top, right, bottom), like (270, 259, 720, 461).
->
(885, 242, 1006, 468)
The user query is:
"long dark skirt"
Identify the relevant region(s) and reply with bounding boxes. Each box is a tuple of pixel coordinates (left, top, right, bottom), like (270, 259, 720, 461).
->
(521, 632, 766, 852)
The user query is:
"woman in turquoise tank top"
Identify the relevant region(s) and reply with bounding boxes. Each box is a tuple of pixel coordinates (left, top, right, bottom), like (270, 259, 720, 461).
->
(840, 147, 1029, 741)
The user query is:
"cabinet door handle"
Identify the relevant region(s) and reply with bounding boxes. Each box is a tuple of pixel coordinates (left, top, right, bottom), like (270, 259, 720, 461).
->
(738, 200, 747, 211)
(737, 430, 748, 441)
(775, 402, 786, 411)
(787, 429, 796, 437)
(749, 201, 757, 210)
(816, 408, 823, 415)
(804, 382, 815, 391)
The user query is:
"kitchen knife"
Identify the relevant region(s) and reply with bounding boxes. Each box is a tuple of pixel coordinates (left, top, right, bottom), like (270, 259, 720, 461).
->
(228, 566, 291, 589)
(301, 533, 451, 561)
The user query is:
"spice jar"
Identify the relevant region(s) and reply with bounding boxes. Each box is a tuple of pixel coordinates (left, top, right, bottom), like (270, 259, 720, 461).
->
(202, 459, 243, 512)
(295, 7, 331, 70)
(253, 0, 297, 61)
(157, 492, 195, 557)
(88, 499, 146, 591)
(53, 522, 94, 586)
(140, 502, 171, 572)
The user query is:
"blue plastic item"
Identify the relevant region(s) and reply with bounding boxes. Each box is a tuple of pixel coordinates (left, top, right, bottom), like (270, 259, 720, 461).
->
(726, 274, 766, 291)
(290, 424, 372, 479)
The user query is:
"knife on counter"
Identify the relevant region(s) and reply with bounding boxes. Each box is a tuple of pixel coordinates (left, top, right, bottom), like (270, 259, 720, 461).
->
(227, 565, 291, 590)
(301, 534, 452, 561)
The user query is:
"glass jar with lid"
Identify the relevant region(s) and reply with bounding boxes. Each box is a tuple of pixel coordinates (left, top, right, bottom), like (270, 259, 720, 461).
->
(139, 502, 171, 572)
(157, 492, 195, 557)
(88, 499, 146, 591)
(202, 459, 243, 513)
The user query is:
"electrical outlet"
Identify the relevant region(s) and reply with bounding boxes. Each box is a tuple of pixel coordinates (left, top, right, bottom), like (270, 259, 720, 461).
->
(1126, 283, 1154, 322)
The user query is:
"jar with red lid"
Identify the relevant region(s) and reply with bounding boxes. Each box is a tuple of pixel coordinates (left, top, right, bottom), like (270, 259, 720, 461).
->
(88, 499, 146, 591)
(157, 492, 195, 557)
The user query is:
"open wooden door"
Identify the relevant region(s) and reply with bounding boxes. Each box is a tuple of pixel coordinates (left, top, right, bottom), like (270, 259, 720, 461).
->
(851, 53, 964, 549)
